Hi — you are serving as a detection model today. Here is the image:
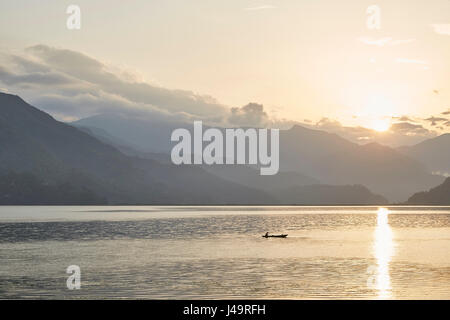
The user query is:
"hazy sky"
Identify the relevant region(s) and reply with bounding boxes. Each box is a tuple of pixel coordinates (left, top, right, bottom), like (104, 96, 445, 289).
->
(0, 0, 449, 140)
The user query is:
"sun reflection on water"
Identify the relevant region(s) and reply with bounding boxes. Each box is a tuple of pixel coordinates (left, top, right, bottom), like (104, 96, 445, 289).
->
(373, 207, 394, 299)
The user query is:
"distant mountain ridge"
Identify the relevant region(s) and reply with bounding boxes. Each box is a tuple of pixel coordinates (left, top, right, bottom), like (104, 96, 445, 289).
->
(74, 112, 444, 202)
(73, 113, 182, 154)
(397, 134, 450, 175)
(75, 120, 390, 204)
(279, 125, 443, 202)
(0, 92, 390, 205)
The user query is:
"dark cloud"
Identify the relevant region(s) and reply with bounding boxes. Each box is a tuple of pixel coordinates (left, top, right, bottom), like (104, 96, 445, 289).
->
(424, 116, 448, 126)
(0, 45, 295, 129)
(390, 122, 430, 135)
(0, 45, 247, 128)
(228, 103, 269, 127)
(315, 117, 373, 137)
(31, 92, 180, 121)
(0, 65, 75, 87)
(316, 117, 341, 128)
(9, 54, 51, 73)
(24, 45, 227, 118)
(442, 109, 450, 116)
(392, 115, 415, 122)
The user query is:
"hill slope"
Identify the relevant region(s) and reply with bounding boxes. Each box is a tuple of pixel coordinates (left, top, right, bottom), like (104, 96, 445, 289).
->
(406, 177, 450, 205)
(397, 134, 450, 175)
(280, 125, 443, 201)
(0, 92, 276, 204)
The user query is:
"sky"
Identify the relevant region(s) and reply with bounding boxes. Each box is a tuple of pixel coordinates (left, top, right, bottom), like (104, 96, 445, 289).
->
(0, 0, 449, 146)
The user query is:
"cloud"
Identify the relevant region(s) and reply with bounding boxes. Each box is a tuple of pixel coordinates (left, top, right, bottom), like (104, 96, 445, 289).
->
(228, 103, 269, 127)
(431, 24, 450, 35)
(32, 92, 172, 120)
(309, 117, 436, 147)
(0, 45, 302, 131)
(390, 122, 430, 135)
(392, 115, 415, 122)
(442, 109, 450, 116)
(357, 37, 415, 47)
(0, 65, 77, 87)
(28, 45, 226, 116)
(244, 5, 276, 11)
(0, 45, 298, 129)
(9, 54, 51, 73)
(23, 45, 228, 118)
(0, 45, 233, 124)
(424, 116, 448, 126)
(315, 117, 343, 130)
(313, 117, 376, 141)
(0, 44, 446, 145)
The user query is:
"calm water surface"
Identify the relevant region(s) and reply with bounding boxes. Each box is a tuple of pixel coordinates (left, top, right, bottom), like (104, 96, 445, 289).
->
(0, 206, 449, 299)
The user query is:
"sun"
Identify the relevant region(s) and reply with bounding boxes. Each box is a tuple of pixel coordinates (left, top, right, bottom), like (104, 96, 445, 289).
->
(372, 119, 391, 132)
(355, 94, 394, 132)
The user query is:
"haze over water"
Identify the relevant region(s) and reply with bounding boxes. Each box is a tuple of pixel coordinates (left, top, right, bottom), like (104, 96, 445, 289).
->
(0, 206, 449, 299)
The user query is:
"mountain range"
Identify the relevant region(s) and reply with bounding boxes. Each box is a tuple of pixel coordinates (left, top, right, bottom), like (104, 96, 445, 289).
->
(0, 92, 277, 204)
(1, 91, 448, 205)
(74, 113, 445, 202)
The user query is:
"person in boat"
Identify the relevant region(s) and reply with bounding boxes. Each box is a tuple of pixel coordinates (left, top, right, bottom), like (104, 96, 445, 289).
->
(264, 232, 269, 237)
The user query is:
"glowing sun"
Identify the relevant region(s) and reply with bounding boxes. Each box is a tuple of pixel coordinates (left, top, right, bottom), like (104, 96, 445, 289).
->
(372, 119, 391, 132)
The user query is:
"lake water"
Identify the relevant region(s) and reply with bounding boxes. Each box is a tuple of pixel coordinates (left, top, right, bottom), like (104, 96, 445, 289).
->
(0, 206, 449, 299)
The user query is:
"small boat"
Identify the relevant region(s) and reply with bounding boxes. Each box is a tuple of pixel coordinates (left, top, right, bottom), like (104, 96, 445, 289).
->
(262, 234, 288, 238)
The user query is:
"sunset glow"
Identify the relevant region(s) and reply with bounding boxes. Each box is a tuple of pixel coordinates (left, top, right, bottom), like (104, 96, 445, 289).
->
(0, 0, 449, 303)
(0, 0, 449, 139)
(374, 208, 394, 299)
(371, 119, 391, 132)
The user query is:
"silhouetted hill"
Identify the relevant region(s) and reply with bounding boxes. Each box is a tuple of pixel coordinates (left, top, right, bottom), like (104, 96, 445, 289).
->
(406, 177, 450, 205)
(280, 125, 443, 202)
(0, 92, 276, 204)
(397, 134, 450, 175)
(0, 171, 106, 205)
(274, 184, 388, 205)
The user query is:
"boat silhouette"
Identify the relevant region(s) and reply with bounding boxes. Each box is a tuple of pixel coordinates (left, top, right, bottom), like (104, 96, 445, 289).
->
(262, 233, 288, 238)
